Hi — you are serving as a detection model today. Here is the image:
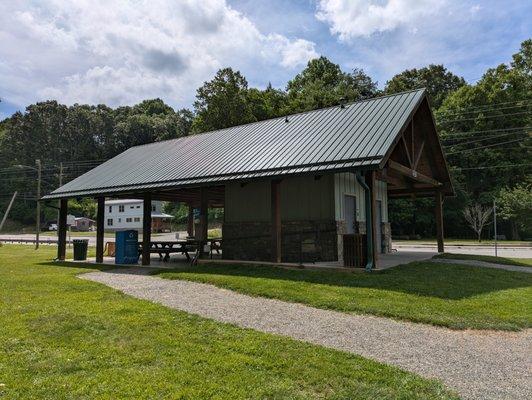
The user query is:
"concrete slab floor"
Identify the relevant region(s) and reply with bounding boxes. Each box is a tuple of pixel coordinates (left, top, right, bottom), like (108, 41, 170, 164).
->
(63, 248, 436, 272)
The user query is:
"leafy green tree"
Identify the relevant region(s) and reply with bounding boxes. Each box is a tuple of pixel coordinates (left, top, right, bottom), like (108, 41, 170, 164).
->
(437, 40, 531, 203)
(286, 56, 378, 113)
(247, 83, 288, 121)
(497, 183, 532, 239)
(192, 68, 256, 132)
(385, 64, 466, 109)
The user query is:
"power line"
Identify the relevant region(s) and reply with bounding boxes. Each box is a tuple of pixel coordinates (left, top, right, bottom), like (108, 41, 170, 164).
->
(439, 126, 531, 137)
(439, 98, 531, 111)
(446, 138, 529, 155)
(436, 101, 531, 117)
(439, 110, 532, 124)
(451, 163, 532, 171)
(442, 132, 527, 148)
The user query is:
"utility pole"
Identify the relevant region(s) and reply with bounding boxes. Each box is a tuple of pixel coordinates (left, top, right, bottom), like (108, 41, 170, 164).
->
(0, 191, 18, 232)
(493, 198, 497, 257)
(35, 159, 41, 250)
(57, 162, 63, 236)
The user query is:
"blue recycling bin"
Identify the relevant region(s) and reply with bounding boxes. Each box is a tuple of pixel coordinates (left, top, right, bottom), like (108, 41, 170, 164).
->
(115, 230, 139, 264)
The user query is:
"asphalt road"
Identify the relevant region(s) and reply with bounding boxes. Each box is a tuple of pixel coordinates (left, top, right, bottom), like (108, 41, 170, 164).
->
(1, 233, 531, 258)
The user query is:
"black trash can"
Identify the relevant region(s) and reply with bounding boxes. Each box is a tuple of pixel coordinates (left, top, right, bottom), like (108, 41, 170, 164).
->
(73, 239, 89, 261)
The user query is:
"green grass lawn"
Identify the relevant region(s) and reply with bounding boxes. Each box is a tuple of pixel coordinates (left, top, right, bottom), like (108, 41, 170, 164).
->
(433, 253, 532, 267)
(0, 245, 456, 400)
(157, 261, 532, 331)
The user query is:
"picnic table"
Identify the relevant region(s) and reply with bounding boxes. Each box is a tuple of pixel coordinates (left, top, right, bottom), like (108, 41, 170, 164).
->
(138, 238, 222, 262)
(138, 240, 197, 261)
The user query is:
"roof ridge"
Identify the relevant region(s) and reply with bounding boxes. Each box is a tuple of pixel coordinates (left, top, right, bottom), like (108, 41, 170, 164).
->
(128, 88, 427, 150)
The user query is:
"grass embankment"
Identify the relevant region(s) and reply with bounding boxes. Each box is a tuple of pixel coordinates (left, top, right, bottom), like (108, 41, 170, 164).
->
(0, 245, 456, 399)
(157, 261, 532, 331)
(433, 253, 532, 267)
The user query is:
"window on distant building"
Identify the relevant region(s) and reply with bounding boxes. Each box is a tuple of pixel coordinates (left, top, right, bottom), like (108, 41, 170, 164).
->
(107, 218, 113, 226)
(151, 205, 156, 212)
(134, 217, 140, 222)
(118, 218, 121, 223)
(108, 206, 112, 213)
(130, 206, 134, 209)
(136, 205, 140, 208)
(126, 218, 132, 223)
(119, 205, 125, 212)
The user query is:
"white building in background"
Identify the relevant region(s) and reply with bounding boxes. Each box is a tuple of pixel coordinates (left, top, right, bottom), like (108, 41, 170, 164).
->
(104, 199, 173, 232)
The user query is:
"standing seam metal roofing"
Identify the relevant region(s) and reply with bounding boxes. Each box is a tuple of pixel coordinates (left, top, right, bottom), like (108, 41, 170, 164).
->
(43, 89, 426, 199)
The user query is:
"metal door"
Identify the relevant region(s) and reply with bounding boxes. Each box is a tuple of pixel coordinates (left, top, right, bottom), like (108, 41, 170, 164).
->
(344, 195, 356, 234)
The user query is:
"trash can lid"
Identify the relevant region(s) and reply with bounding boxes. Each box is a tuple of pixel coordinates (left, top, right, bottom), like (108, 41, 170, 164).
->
(73, 239, 89, 243)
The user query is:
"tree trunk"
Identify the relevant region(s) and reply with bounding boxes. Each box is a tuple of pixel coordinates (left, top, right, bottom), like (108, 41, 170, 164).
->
(511, 220, 520, 240)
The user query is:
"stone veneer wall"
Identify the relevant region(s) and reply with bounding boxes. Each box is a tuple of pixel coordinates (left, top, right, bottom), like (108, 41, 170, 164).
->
(223, 220, 338, 263)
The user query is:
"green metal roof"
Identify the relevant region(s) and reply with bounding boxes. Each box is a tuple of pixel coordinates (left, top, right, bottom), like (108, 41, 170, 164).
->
(43, 89, 426, 199)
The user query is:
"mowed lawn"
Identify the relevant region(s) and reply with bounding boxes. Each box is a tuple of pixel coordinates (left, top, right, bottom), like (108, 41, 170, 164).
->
(157, 261, 532, 331)
(433, 253, 532, 267)
(0, 245, 457, 400)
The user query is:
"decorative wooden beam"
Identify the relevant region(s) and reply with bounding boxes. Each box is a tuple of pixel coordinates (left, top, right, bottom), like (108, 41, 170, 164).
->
(366, 171, 378, 267)
(381, 172, 405, 188)
(401, 136, 413, 168)
(388, 160, 442, 187)
(57, 199, 68, 261)
(411, 119, 415, 164)
(413, 139, 425, 170)
(95, 197, 105, 263)
(187, 204, 194, 237)
(435, 190, 444, 252)
(142, 193, 152, 265)
(199, 187, 208, 242)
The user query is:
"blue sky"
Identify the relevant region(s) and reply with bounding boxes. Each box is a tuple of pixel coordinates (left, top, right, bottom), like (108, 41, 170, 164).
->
(1, 0, 530, 120)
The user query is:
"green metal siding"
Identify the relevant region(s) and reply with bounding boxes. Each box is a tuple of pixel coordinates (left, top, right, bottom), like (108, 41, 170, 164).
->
(225, 175, 335, 223)
(280, 175, 334, 221)
(225, 182, 271, 222)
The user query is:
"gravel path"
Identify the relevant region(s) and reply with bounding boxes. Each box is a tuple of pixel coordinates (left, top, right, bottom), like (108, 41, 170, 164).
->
(81, 268, 531, 400)
(432, 258, 532, 273)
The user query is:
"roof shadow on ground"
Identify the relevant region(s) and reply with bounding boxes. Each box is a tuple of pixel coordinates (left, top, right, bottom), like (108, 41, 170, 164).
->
(38, 261, 126, 272)
(157, 261, 532, 300)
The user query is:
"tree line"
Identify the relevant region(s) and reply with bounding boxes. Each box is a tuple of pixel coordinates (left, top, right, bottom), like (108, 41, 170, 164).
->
(0, 40, 530, 239)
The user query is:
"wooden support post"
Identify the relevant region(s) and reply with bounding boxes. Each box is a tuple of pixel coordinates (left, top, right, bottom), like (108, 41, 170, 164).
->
(57, 199, 68, 261)
(435, 190, 444, 253)
(142, 193, 152, 265)
(96, 197, 105, 263)
(368, 171, 378, 267)
(271, 180, 281, 263)
(187, 203, 194, 237)
(199, 188, 208, 242)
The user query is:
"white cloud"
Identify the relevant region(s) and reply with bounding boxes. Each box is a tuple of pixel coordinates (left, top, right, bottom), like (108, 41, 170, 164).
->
(265, 34, 319, 68)
(316, 0, 444, 40)
(0, 0, 318, 110)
